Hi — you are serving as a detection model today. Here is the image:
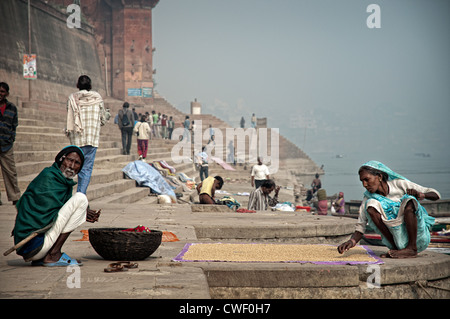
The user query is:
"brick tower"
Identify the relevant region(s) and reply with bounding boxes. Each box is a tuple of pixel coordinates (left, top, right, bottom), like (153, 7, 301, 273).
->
(111, 0, 159, 103)
(46, 0, 159, 103)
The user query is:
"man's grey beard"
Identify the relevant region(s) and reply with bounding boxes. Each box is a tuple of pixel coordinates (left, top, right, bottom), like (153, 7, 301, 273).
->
(62, 168, 76, 179)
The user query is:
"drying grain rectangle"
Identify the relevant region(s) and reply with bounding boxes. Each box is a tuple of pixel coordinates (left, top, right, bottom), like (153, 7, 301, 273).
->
(173, 243, 383, 265)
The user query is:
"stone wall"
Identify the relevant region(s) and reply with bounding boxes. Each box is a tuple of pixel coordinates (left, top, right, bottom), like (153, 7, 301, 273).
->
(0, 0, 105, 103)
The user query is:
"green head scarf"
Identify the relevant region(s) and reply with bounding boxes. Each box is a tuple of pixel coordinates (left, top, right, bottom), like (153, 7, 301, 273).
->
(360, 160, 408, 181)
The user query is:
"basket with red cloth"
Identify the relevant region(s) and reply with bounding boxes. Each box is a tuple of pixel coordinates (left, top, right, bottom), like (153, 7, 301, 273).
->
(89, 227, 162, 261)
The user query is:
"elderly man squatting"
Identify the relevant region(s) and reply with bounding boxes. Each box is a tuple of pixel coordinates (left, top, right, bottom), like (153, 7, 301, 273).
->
(12, 146, 100, 266)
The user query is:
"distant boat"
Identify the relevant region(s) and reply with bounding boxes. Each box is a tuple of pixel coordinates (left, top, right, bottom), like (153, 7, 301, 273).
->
(335, 154, 343, 158)
(414, 153, 431, 158)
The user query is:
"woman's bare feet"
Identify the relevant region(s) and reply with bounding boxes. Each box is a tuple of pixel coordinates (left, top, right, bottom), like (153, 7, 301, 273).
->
(388, 248, 417, 258)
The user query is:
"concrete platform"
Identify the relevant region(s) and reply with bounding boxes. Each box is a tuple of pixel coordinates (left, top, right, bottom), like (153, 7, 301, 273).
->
(1, 190, 449, 300)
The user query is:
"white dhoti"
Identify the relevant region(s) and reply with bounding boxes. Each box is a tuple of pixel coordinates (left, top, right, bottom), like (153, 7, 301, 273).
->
(29, 192, 88, 261)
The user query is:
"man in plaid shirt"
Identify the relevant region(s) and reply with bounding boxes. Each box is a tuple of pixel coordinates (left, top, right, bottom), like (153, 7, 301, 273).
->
(66, 75, 106, 194)
(247, 179, 280, 211)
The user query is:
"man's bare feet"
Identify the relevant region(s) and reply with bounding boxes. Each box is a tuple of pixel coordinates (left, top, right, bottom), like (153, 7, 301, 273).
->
(42, 252, 82, 266)
(42, 251, 62, 263)
(388, 248, 417, 259)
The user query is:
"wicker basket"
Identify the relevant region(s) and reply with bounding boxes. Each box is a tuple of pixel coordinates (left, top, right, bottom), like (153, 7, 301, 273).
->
(88, 228, 162, 261)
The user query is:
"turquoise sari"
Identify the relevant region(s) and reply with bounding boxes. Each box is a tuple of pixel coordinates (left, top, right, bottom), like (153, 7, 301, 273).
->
(361, 161, 435, 252)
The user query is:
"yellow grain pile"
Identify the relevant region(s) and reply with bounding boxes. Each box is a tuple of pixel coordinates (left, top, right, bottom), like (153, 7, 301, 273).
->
(181, 243, 379, 263)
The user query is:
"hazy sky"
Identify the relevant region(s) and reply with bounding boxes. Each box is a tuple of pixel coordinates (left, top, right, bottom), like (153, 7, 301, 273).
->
(152, 0, 450, 158)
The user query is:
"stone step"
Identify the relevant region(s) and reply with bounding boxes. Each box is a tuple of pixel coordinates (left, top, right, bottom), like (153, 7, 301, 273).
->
(89, 186, 153, 205)
(14, 168, 125, 193)
(18, 105, 67, 122)
(14, 140, 119, 152)
(11, 152, 137, 177)
(18, 118, 58, 127)
(16, 132, 68, 144)
(14, 130, 127, 146)
(13, 147, 123, 163)
(16, 125, 64, 135)
(84, 178, 138, 202)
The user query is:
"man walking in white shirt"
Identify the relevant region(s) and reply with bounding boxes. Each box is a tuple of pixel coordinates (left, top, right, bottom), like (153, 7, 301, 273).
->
(251, 156, 270, 189)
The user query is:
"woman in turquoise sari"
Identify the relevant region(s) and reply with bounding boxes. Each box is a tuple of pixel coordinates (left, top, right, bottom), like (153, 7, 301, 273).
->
(338, 161, 440, 258)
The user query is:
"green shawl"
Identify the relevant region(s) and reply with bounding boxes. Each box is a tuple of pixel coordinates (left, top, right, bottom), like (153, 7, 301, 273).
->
(13, 162, 76, 244)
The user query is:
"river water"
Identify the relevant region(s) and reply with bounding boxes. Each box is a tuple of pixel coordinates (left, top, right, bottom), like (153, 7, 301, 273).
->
(308, 151, 450, 201)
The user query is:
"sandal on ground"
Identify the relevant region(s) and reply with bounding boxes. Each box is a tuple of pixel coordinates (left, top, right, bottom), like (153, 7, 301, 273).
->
(43, 252, 83, 267)
(104, 262, 127, 272)
(120, 261, 138, 269)
(104, 261, 138, 272)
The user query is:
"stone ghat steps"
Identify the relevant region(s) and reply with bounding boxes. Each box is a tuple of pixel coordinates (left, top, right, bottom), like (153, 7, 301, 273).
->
(2, 102, 197, 203)
(4, 97, 319, 204)
(5, 147, 201, 206)
(5, 121, 255, 205)
(13, 145, 184, 166)
(17, 99, 299, 159)
(11, 125, 303, 187)
(18, 97, 311, 160)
